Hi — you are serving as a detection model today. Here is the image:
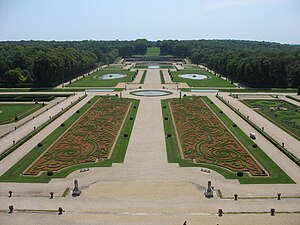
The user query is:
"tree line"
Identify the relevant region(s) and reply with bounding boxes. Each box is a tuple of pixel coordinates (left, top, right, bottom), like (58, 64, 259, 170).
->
(0, 39, 148, 87)
(160, 40, 300, 88)
(1, 39, 299, 88)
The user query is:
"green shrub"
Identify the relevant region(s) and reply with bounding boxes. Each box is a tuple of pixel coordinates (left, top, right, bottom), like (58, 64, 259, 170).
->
(237, 171, 244, 177)
(47, 170, 53, 176)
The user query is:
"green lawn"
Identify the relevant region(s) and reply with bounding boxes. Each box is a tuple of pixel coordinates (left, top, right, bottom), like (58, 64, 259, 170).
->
(66, 69, 135, 87)
(162, 96, 294, 184)
(146, 47, 160, 56)
(0, 104, 43, 124)
(242, 99, 300, 141)
(171, 69, 235, 87)
(0, 97, 139, 183)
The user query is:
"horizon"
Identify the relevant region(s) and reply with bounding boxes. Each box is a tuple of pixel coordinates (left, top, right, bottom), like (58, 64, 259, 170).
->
(0, 0, 299, 44)
(0, 38, 298, 46)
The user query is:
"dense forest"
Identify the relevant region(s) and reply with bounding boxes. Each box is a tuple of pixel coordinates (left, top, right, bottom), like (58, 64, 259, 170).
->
(160, 40, 300, 88)
(0, 39, 299, 88)
(0, 39, 148, 87)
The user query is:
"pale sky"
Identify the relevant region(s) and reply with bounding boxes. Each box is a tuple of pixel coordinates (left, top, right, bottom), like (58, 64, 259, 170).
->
(0, 0, 299, 44)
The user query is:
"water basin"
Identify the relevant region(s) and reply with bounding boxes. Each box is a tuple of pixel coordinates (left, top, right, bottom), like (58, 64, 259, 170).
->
(130, 90, 172, 97)
(148, 65, 160, 69)
(95, 74, 126, 80)
(178, 74, 208, 80)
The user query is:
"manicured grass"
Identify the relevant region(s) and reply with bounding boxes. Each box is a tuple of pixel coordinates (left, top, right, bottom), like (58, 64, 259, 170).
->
(179, 88, 297, 93)
(162, 97, 294, 184)
(242, 99, 300, 141)
(0, 97, 139, 183)
(66, 69, 135, 87)
(140, 70, 147, 84)
(0, 104, 43, 124)
(160, 70, 165, 84)
(171, 69, 235, 87)
(0, 94, 70, 102)
(146, 47, 160, 56)
(183, 65, 202, 69)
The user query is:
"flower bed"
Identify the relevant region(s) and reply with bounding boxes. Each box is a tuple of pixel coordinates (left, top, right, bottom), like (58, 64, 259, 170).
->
(170, 98, 265, 176)
(24, 98, 130, 175)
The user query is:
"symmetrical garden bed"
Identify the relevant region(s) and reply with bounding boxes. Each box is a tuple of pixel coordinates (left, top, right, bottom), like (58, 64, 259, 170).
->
(162, 97, 293, 183)
(170, 69, 234, 87)
(24, 97, 130, 175)
(242, 99, 300, 141)
(170, 97, 264, 176)
(67, 69, 135, 87)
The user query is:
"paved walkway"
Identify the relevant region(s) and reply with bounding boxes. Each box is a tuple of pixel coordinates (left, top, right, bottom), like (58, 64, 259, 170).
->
(161, 69, 172, 83)
(132, 69, 145, 84)
(0, 93, 85, 155)
(0, 97, 65, 137)
(219, 93, 300, 159)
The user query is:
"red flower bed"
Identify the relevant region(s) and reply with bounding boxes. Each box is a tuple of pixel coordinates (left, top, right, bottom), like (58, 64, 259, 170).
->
(170, 98, 265, 176)
(25, 98, 130, 175)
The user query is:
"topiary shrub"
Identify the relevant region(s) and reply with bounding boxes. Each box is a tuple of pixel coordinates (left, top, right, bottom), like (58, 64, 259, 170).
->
(61, 123, 65, 127)
(252, 144, 258, 148)
(14, 116, 18, 121)
(133, 106, 137, 109)
(233, 124, 237, 127)
(88, 101, 91, 103)
(124, 133, 129, 137)
(167, 134, 172, 137)
(37, 143, 43, 147)
(163, 106, 166, 109)
(220, 111, 223, 114)
(47, 170, 53, 176)
(129, 117, 133, 120)
(76, 110, 80, 113)
(237, 171, 244, 177)
(210, 101, 213, 104)
(165, 117, 168, 120)
(183, 94, 186, 97)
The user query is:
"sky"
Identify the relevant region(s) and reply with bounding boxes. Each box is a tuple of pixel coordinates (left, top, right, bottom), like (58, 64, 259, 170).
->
(0, 0, 299, 44)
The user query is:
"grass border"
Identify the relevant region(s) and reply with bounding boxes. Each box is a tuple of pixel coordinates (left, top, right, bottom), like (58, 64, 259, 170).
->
(140, 70, 147, 84)
(160, 70, 165, 84)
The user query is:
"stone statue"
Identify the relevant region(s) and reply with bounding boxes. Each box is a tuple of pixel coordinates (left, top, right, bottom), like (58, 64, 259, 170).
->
(205, 180, 213, 198)
(72, 179, 81, 197)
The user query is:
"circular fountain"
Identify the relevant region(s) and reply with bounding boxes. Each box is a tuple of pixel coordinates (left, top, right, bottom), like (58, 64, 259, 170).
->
(95, 74, 127, 80)
(178, 74, 209, 80)
(130, 90, 172, 97)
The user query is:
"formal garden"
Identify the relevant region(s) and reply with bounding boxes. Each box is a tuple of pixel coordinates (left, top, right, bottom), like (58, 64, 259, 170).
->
(170, 69, 235, 87)
(162, 96, 294, 184)
(0, 96, 139, 182)
(0, 103, 43, 124)
(242, 99, 300, 141)
(66, 69, 135, 87)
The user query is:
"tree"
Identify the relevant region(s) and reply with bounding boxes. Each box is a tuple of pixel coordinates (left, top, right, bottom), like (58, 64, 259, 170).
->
(2, 69, 21, 86)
